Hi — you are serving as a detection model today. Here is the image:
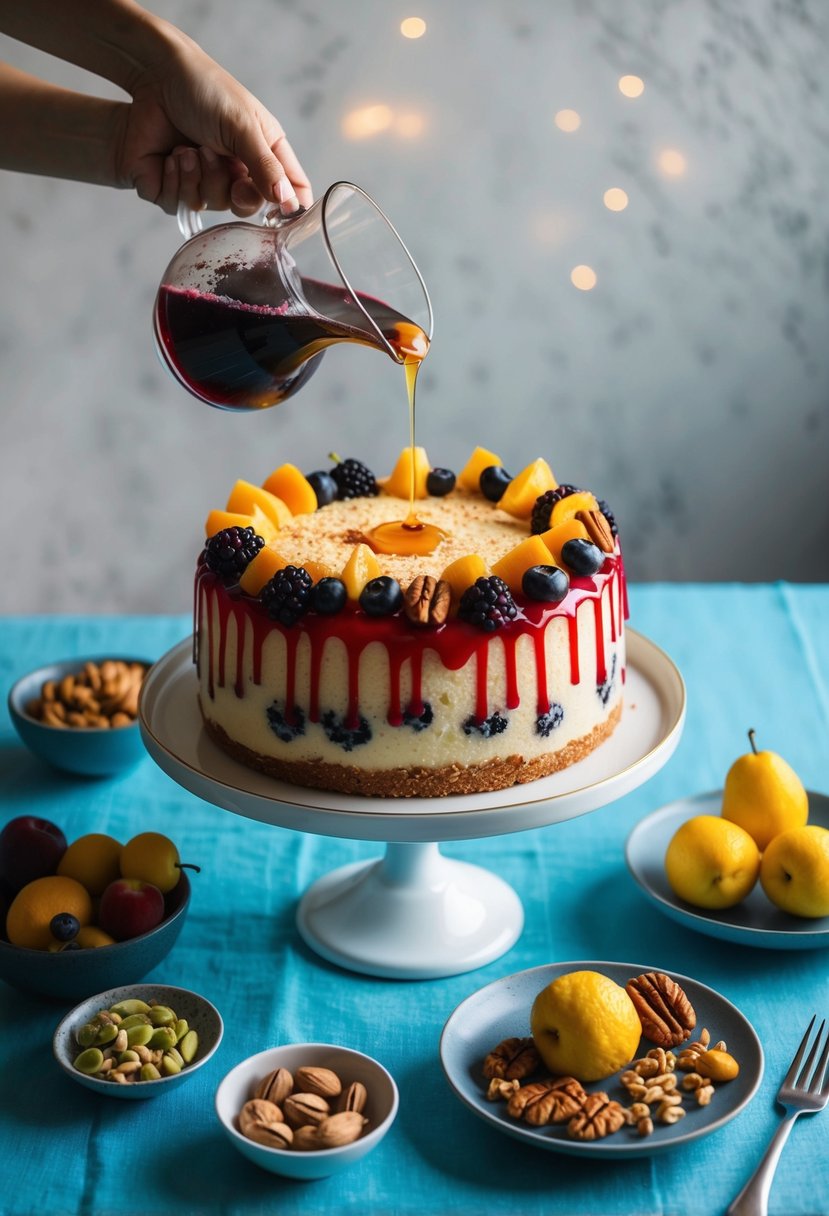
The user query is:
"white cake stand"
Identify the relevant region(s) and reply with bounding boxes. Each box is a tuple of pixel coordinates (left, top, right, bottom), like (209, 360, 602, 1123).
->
(139, 630, 685, 979)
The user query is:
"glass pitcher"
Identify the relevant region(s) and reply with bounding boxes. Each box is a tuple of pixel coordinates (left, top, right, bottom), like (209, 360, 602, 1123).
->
(153, 181, 433, 411)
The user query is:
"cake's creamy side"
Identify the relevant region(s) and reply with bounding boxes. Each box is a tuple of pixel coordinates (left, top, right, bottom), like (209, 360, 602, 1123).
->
(194, 492, 627, 797)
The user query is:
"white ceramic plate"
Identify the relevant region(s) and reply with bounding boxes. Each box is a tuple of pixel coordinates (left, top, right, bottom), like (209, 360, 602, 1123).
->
(440, 961, 763, 1159)
(626, 792, 829, 950)
(139, 630, 685, 843)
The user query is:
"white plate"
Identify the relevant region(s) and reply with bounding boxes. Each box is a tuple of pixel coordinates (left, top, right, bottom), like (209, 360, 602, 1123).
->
(139, 629, 685, 843)
(626, 792, 829, 950)
(440, 961, 763, 1159)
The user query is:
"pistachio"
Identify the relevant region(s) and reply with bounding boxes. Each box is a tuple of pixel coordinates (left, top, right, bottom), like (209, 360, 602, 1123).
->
(239, 1099, 284, 1136)
(283, 1092, 330, 1129)
(76, 1023, 99, 1048)
(294, 1066, 342, 1100)
(338, 1081, 368, 1115)
(74, 1048, 105, 1075)
(118, 1050, 141, 1065)
(140, 1064, 161, 1082)
(126, 1023, 154, 1048)
(148, 1026, 178, 1052)
(94, 1023, 119, 1047)
(316, 1111, 368, 1149)
(246, 1121, 295, 1149)
(147, 1005, 176, 1027)
(118, 1014, 151, 1030)
(173, 1019, 189, 1043)
(255, 1067, 293, 1106)
(179, 1030, 199, 1063)
(110, 999, 151, 1018)
(291, 1126, 320, 1152)
(160, 1053, 181, 1076)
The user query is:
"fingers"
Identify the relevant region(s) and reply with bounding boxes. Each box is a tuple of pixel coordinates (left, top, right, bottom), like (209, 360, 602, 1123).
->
(230, 119, 313, 215)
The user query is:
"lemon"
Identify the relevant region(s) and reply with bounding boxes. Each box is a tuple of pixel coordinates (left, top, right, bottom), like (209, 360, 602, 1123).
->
(530, 970, 642, 1082)
(664, 814, 760, 909)
(57, 833, 122, 896)
(760, 825, 829, 917)
(6, 875, 93, 950)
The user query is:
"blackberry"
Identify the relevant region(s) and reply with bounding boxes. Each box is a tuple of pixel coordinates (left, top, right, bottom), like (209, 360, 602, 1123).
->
(402, 702, 434, 732)
(266, 703, 306, 742)
(260, 565, 313, 626)
(530, 484, 582, 535)
(458, 576, 518, 632)
(597, 498, 619, 537)
(321, 710, 372, 751)
(463, 711, 509, 738)
(536, 703, 564, 737)
(205, 526, 265, 582)
(329, 455, 379, 500)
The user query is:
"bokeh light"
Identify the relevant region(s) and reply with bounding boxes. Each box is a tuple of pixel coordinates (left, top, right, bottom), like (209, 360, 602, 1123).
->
(342, 105, 394, 140)
(603, 188, 629, 212)
(570, 265, 597, 291)
(400, 17, 426, 38)
(394, 112, 426, 139)
(658, 148, 687, 177)
(554, 109, 581, 133)
(618, 75, 645, 98)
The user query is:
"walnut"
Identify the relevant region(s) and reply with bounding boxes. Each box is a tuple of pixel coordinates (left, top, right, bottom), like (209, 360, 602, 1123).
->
(567, 1092, 627, 1141)
(507, 1077, 587, 1125)
(482, 1037, 541, 1082)
(626, 972, 697, 1048)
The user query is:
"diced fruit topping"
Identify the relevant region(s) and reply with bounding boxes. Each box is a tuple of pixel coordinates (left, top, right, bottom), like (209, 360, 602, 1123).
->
(440, 554, 490, 605)
(561, 538, 605, 576)
(550, 489, 600, 530)
(530, 485, 582, 535)
(522, 565, 570, 603)
(497, 458, 558, 520)
(492, 536, 559, 594)
(205, 526, 266, 582)
(480, 465, 513, 502)
(598, 498, 619, 537)
(458, 576, 518, 632)
(204, 507, 278, 545)
(359, 576, 404, 616)
(259, 565, 314, 626)
(458, 445, 503, 491)
(306, 470, 338, 508)
(303, 559, 337, 583)
(226, 480, 293, 530)
(539, 517, 591, 567)
(239, 546, 290, 596)
(426, 467, 456, 496)
(329, 454, 379, 500)
(383, 446, 431, 499)
(310, 577, 347, 615)
(262, 464, 317, 515)
(340, 543, 382, 600)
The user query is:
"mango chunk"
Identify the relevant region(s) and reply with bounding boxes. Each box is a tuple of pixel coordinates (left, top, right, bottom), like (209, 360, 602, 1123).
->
(226, 480, 293, 530)
(539, 518, 590, 567)
(341, 543, 382, 600)
(440, 553, 490, 604)
(497, 458, 557, 519)
(303, 559, 336, 583)
(239, 546, 290, 596)
(204, 508, 278, 544)
(491, 536, 560, 593)
(262, 464, 317, 516)
(458, 446, 502, 492)
(550, 490, 599, 529)
(383, 446, 431, 500)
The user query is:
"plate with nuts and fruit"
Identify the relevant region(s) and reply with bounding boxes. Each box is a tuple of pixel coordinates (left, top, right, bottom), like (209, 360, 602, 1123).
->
(440, 962, 763, 1158)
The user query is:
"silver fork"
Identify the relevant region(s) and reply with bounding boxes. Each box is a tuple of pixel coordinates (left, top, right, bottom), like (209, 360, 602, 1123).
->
(727, 1016, 829, 1216)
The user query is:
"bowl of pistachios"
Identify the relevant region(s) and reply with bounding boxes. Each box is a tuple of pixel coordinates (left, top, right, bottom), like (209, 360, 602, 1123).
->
(53, 983, 223, 1099)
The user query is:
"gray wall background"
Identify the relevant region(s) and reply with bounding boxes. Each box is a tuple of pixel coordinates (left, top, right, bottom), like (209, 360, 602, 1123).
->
(1, 0, 828, 615)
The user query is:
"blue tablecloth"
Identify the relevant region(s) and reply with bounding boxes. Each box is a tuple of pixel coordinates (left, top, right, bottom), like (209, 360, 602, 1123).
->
(1, 586, 828, 1216)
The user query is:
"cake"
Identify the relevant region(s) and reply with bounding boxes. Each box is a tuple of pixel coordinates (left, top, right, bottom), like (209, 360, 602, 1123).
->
(194, 445, 627, 797)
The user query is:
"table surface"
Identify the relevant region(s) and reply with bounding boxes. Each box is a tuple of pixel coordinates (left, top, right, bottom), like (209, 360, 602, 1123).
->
(1, 585, 828, 1216)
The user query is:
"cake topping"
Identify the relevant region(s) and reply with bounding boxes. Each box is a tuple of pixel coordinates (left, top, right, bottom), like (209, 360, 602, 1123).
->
(306, 470, 338, 508)
(259, 565, 313, 626)
(204, 526, 265, 583)
(497, 457, 558, 520)
(521, 565, 570, 603)
(329, 454, 379, 500)
(310, 577, 347, 615)
(458, 575, 518, 632)
(403, 575, 451, 627)
(561, 538, 605, 577)
(358, 576, 404, 617)
(480, 465, 513, 502)
(530, 484, 581, 535)
(425, 467, 456, 497)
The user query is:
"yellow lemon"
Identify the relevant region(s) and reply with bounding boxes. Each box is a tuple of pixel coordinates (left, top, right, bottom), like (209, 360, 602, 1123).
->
(529, 970, 642, 1082)
(6, 875, 93, 950)
(664, 814, 760, 909)
(760, 825, 829, 917)
(57, 833, 122, 896)
(721, 730, 808, 851)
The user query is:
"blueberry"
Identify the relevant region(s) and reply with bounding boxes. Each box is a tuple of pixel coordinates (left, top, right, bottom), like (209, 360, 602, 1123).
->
(463, 711, 509, 738)
(561, 538, 605, 576)
(522, 564, 570, 603)
(426, 467, 456, 496)
(479, 465, 512, 503)
(49, 912, 80, 942)
(266, 703, 306, 742)
(310, 577, 347, 615)
(359, 576, 403, 616)
(321, 710, 372, 751)
(536, 704, 564, 737)
(306, 470, 338, 508)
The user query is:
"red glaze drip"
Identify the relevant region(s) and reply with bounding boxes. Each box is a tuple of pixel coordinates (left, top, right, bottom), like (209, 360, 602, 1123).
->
(567, 613, 580, 685)
(533, 628, 549, 715)
(502, 634, 520, 711)
(609, 571, 617, 643)
(593, 596, 606, 687)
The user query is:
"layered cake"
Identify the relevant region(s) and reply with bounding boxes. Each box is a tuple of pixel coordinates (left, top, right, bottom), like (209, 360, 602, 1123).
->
(194, 445, 627, 797)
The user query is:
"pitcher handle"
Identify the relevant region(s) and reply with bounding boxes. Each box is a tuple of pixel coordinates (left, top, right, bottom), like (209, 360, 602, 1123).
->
(176, 200, 306, 240)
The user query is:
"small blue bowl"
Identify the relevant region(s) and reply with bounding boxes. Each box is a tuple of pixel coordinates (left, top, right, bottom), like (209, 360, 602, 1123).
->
(8, 656, 151, 777)
(0, 872, 191, 1002)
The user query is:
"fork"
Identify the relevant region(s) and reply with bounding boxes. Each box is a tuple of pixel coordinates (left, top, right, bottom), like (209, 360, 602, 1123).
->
(727, 1016, 829, 1216)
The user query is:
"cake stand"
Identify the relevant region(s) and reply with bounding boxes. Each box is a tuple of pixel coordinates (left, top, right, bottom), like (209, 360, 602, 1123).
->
(139, 630, 685, 979)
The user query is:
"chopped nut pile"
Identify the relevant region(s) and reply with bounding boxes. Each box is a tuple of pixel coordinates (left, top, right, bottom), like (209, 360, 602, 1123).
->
(26, 660, 147, 729)
(239, 1064, 370, 1151)
(73, 997, 199, 1084)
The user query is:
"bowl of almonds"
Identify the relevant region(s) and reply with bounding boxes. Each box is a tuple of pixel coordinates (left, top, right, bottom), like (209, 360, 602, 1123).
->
(8, 656, 151, 776)
(215, 1044, 399, 1180)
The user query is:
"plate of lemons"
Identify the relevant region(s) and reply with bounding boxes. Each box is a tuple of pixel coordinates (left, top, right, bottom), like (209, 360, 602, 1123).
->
(440, 962, 763, 1158)
(626, 731, 829, 949)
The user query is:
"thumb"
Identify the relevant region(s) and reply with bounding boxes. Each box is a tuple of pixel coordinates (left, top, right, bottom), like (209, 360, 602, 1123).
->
(230, 122, 299, 211)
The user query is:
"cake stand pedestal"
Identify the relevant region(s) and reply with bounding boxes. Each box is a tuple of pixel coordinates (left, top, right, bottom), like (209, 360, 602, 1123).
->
(139, 630, 685, 980)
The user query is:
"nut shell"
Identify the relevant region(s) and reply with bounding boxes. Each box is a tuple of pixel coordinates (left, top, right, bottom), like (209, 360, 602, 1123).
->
(244, 1120, 294, 1149)
(255, 1067, 294, 1106)
(294, 1065, 342, 1099)
(239, 1099, 284, 1136)
(316, 1110, 368, 1148)
(283, 1092, 330, 1129)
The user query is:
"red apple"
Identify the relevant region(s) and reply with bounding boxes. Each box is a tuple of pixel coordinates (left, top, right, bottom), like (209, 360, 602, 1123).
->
(0, 816, 67, 892)
(98, 878, 165, 941)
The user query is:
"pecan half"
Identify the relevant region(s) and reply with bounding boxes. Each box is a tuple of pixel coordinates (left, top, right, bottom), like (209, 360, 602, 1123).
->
(507, 1077, 587, 1125)
(482, 1036, 541, 1081)
(403, 575, 451, 627)
(626, 972, 697, 1048)
(576, 509, 615, 553)
(567, 1092, 627, 1141)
